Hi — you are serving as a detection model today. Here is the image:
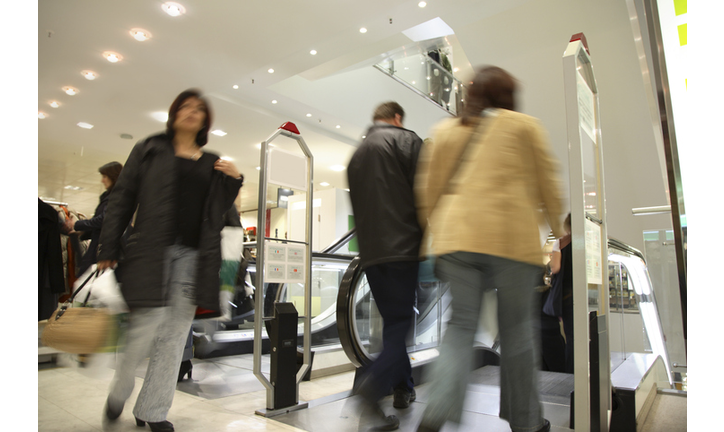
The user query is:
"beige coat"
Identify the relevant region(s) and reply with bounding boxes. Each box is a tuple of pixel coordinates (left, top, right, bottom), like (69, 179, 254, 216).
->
(415, 109, 566, 266)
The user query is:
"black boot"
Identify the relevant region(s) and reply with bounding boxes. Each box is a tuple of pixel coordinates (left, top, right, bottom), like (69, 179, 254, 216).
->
(177, 360, 192, 382)
(135, 417, 174, 432)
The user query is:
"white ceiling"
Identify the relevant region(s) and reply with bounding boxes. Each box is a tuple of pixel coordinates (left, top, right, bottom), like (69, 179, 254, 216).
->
(37, 0, 674, 251)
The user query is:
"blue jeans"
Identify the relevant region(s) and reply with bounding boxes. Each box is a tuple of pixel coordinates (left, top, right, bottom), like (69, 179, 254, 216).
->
(419, 252, 546, 432)
(357, 261, 418, 402)
(107, 245, 198, 422)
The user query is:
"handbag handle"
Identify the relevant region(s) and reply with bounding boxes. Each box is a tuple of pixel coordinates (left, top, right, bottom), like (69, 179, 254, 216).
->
(54, 269, 100, 320)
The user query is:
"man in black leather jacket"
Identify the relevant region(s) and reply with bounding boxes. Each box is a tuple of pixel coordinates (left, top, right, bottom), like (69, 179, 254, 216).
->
(347, 101, 424, 431)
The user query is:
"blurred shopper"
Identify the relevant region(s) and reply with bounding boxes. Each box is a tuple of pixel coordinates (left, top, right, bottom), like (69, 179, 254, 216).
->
(65, 161, 123, 276)
(550, 213, 574, 373)
(347, 101, 424, 431)
(414, 66, 565, 432)
(97, 89, 243, 432)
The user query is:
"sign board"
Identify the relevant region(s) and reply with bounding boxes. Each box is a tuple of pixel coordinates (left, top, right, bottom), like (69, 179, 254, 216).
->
(265, 240, 307, 283)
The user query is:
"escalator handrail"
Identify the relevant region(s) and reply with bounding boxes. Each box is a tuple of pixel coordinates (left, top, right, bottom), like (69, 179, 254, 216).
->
(321, 228, 357, 254)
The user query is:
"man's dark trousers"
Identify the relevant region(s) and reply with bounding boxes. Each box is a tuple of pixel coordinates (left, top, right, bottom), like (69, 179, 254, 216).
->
(358, 260, 418, 402)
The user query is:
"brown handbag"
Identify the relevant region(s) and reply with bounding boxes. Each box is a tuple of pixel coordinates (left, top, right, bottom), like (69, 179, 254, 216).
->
(41, 270, 112, 354)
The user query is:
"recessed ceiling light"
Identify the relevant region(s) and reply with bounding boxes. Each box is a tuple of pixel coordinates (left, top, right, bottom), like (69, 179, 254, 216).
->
(220, 156, 233, 161)
(232, 85, 239, 89)
(271, 100, 278, 104)
(362, 135, 366, 139)
(77, 122, 93, 129)
(268, 68, 274, 74)
(38, 112, 46, 119)
(130, 28, 152, 42)
(453, 67, 459, 72)
(418, 1, 427, 7)
(310, 50, 317, 55)
(330, 165, 346, 172)
(256, 166, 261, 170)
(359, 27, 367, 34)
(162, 2, 186, 17)
(151, 112, 168, 122)
(335, 125, 341, 128)
(62, 86, 78, 96)
(64, 185, 85, 191)
(103, 51, 123, 63)
(306, 113, 312, 117)
(319, 182, 330, 187)
(49, 101, 60, 108)
(211, 129, 227, 136)
(81, 70, 98, 80)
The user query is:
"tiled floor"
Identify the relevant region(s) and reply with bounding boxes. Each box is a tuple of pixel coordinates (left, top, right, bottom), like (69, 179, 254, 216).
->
(38, 352, 355, 432)
(38, 353, 574, 432)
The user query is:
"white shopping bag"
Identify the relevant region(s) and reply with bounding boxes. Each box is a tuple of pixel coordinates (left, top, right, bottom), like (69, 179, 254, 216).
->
(73, 265, 129, 314)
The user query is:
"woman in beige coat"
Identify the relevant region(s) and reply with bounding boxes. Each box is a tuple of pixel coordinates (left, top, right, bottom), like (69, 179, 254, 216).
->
(414, 66, 566, 432)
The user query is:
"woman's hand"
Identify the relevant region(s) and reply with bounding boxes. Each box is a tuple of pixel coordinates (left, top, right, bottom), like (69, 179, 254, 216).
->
(214, 159, 242, 180)
(97, 260, 117, 271)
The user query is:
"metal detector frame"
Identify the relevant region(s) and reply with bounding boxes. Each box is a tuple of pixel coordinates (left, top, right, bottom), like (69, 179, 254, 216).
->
(253, 122, 313, 416)
(563, 34, 611, 432)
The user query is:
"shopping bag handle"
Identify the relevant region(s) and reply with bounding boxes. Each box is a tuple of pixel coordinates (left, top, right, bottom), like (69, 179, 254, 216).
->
(54, 269, 100, 320)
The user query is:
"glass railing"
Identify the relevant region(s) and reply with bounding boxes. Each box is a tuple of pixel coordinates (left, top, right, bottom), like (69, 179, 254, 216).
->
(375, 52, 463, 115)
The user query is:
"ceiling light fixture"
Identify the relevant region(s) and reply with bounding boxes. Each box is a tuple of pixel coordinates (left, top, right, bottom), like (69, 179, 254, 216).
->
(268, 68, 274, 74)
(271, 100, 278, 104)
(418, 1, 427, 7)
(151, 112, 168, 122)
(359, 27, 368, 33)
(38, 112, 47, 119)
(233, 85, 239, 89)
(211, 129, 227, 136)
(162, 2, 186, 17)
(103, 51, 123, 63)
(330, 165, 346, 172)
(256, 166, 261, 170)
(220, 156, 233, 161)
(306, 113, 312, 117)
(81, 70, 98, 80)
(335, 125, 341, 128)
(77, 122, 94, 129)
(310, 50, 317, 55)
(49, 101, 60, 108)
(62, 86, 78, 96)
(130, 28, 152, 42)
(319, 182, 330, 187)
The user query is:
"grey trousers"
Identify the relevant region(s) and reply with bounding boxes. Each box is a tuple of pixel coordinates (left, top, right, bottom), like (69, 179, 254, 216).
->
(419, 252, 546, 432)
(107, 245, 198, 422)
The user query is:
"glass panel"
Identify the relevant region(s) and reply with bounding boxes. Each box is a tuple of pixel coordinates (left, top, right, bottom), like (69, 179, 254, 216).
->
(376, 52, 463, 115)
(607, 249, 672, 383)
(643, 230, 687, 374)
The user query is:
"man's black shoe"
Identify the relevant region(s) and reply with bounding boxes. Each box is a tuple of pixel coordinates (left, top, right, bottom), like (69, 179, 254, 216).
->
(393, 388, 416, 408)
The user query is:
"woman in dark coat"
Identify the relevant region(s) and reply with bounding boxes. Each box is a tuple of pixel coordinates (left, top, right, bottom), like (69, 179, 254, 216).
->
(97, 89, 243, 432)
(66, 161, 123, 276)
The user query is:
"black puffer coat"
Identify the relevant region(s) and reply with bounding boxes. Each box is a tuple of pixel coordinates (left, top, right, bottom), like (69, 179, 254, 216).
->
(97, 133, 242, 315)
(347, 122, 424, 269)
(74, 189, 110, 276)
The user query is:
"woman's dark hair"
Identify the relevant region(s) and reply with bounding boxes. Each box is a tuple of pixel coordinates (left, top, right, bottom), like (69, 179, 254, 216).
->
(99, 161, 123, 189)
(166, 88, 212, 146)
(460, 66, 518, 126)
